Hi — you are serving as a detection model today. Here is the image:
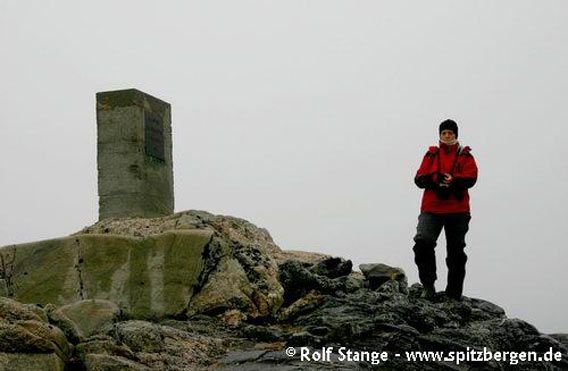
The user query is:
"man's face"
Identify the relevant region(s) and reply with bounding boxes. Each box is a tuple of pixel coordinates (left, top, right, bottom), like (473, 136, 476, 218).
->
(440, 129, 456, 142)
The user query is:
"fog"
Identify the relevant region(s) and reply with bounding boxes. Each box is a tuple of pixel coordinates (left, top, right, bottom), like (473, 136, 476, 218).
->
(1, 1, 567, 333)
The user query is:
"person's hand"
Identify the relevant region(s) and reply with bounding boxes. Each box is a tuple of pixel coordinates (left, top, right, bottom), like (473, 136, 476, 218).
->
(443, 173, 453, 184)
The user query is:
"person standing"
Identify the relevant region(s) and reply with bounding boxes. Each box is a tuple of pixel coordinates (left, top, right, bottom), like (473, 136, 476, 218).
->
(412, 119, 478, 300)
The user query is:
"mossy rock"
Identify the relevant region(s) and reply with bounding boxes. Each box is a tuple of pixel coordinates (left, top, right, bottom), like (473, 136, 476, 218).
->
(57, 300, 120, 338)
(0, 353, 64, 371)
(0, 230, 212, 319)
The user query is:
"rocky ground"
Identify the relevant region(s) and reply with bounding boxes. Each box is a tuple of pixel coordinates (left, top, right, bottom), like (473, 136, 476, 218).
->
(1, 210, 567, 370)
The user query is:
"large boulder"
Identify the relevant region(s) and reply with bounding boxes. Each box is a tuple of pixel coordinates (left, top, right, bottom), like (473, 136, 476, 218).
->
(0, 353, 65, 371)
(0, 321, 54, 353)
(189, 246, 283, 317)
(0, 297, 70, 370)
(359, 262, 407, 291)
(0, 229, 211, 319)
(78, 210, 285, 318)
(0, 297, 47, 323)
(76, 319, 230, 369)
(13, 320, 70, 360)
(0, 210, 285, 320)
(278, 257, 355, 305)
(44, 303, 83, 344)
(57, 299, 121, 338)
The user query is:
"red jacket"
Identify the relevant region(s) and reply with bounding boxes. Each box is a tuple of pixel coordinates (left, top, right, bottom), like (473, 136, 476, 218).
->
(414, 141, 478, 214)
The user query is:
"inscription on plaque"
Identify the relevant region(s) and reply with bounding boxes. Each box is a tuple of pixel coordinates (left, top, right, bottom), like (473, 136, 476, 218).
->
(144, 111, 165, 161)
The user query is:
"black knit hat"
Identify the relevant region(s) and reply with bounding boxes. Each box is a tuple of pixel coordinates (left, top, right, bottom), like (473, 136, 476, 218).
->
(439, 119, 458, 138)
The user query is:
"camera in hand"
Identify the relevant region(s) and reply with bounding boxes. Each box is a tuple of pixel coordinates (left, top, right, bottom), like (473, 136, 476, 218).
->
(435, 173, 452, 199)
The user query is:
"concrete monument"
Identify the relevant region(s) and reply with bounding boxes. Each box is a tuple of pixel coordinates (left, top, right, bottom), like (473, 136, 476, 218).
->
(96, 89, 174, 220)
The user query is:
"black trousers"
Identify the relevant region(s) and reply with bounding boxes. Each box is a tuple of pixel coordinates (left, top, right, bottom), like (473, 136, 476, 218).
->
(412, 212, 471, 298)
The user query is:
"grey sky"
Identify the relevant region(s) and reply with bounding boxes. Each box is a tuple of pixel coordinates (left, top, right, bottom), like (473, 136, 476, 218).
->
(1, 1, 567, 333)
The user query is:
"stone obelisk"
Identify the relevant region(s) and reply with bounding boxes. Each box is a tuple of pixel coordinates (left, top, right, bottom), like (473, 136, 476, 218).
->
(96, 89, 174, 220)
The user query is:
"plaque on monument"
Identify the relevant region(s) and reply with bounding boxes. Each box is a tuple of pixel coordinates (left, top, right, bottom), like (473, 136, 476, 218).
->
(144, 110, 165, 161)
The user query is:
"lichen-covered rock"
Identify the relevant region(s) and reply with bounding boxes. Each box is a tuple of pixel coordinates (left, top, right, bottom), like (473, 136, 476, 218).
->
(270, 272, 568, 370)
(310, 257, 352, 279)
(0, 322, 54, 353)
(278, 290, 324, 322)
(0, 298, 70, 370)
(271, 249, 330, 266)
(219, 309, 247, 328)
(76, 210, 281, 256)
(1, 210, 567, 370)
(189, 257, 259, 316)
(45, 303, 83, 344)
(189, 254, 283, 318)
(1, 210, 285, 320)
(109, 321, 165, 353)
(58, 299, 120, 338)
(14, 320, 70, 360)
(0, 297, 47, 323)
(0, 353, 65, 371)
(278, 259, 348, 305)
(74, 210, 215, 238)
(550, 333, 568, 350)
(359, 262, 407, 290)
(82, 353, 150, 371)
(75, 335, 137, 361)
(0, 261, 567, 370)
(0, 229, 211, 319)
(93, 319, 230, 369)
